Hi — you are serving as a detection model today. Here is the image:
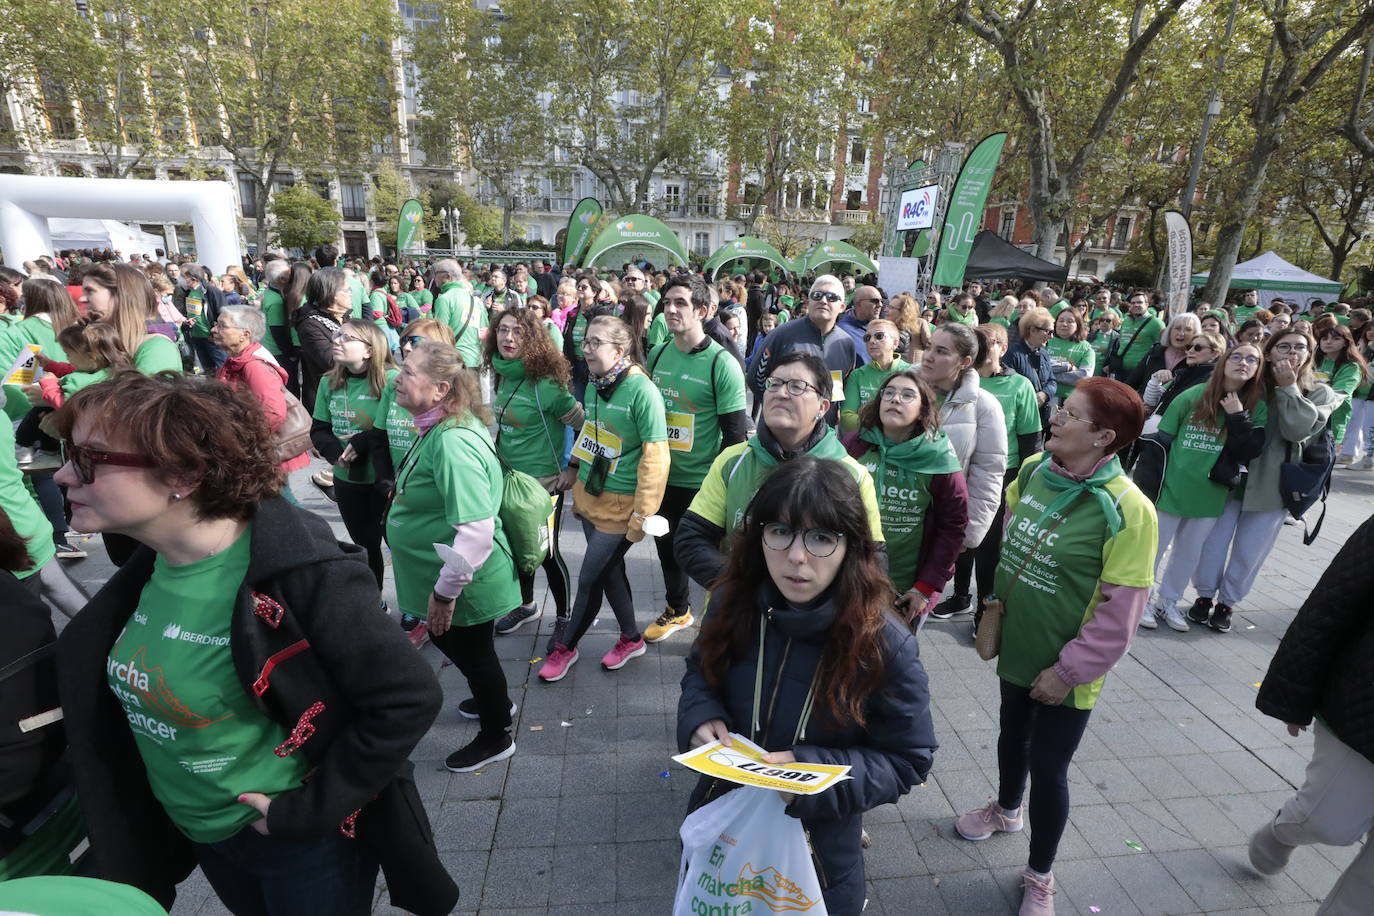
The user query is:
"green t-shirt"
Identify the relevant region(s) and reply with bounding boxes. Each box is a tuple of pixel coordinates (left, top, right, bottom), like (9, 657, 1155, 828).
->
(0, 795, 82, 880)
(367, 289, 391, 331)
(840, 359, 911, 432)
(0, 417, 54, 576)
(573, 370, 667, 494)
(1088, 331, 1117, 377)
(134, 335, 182, 374)
(1156, 385, 1266, 519)
(106, 527, 310, 843)
(1233, 305, 1260, 327)
(647, 311, 670, 348)
(492, 358, 579, 478)
(1118, 314, 1164, 371)
(852, 428, 962, 592)
(1, 316, 66, 420)
(311, 370, 396, 484)
(570, 313, 589, 360)
(1046, 336, 1096, 401)
(186, 288, 210, 338)
(432, 282, 486, 367)
(347, 274, 366, 320)
(0, 876, 166, 915)
(260, 287, 285, 356)
(375, 377, 417, 473)
(980, 371, 1041, 470)
(644, 289, 661, 307)
(1315, 358, 1362, 443)
(646, 339, 748, 488)
(413, 288, 434, 311)
(995, 454, 1157, 710)
(385, 415, 521, 622)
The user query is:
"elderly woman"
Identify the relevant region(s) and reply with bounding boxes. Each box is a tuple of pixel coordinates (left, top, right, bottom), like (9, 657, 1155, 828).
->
(212, 305, 311, 497)
(385, 341, 522, 772)
(53, 372, 454, 915)
(955, 377, 1156, 916)
(1004, 307, 1058, 424)
(1133, 312, 1203, 396)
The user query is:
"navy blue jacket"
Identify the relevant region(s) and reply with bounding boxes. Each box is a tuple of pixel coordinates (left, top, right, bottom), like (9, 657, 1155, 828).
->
(1004, 338, 1056, 408)
(677, 587, 936, 916)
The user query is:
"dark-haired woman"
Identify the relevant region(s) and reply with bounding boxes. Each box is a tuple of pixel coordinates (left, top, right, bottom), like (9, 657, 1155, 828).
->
(53, 372, 454, 915)
(677, 458, 937, 916)
(842, 370, 967, 620)
(1314, 322, 1369, 452)
(955, 377, 1157, 916)
(483, 308, 585, 645)
(293, 267, 354, 416)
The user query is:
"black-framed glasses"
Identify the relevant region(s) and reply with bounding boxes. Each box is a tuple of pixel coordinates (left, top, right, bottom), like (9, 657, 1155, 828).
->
(809, 290, 842, 303)
(863, 331, 892, 342)
(761, 522, 844, 558)
(1186, 343, 1213, 352)
(64, 443, 157, 485)
(762, 377, 820, 397)
(879, 386, 919, 404)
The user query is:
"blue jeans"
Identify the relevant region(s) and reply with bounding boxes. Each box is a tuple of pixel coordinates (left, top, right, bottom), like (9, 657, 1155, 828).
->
(194, 825, 379, 916)
(565, 520, 636, 647)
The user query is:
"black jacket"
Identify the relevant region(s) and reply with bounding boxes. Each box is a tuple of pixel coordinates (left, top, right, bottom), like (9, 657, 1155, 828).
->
(1003, 339, 1056, 417)
(677, 584, 936, 916)
(56, 499, 455, 914)
(293, 306, 343, 413)
(1152, 361, 1214, 419)
(1257, 511, 1374, 765)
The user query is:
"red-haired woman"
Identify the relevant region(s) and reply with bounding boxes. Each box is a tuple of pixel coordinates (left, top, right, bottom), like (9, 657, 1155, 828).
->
(954, 377, 1157, 916)
(677, 458, 936, 916)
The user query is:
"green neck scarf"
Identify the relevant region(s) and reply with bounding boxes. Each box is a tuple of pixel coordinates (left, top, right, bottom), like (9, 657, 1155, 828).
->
(491, 354, 527, 382)
(1031, 455, 1125, 538)
(859, 426, 962, 475)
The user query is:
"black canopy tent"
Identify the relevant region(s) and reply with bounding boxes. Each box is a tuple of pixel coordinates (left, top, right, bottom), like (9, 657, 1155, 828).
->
(962, 229, 1069, 284)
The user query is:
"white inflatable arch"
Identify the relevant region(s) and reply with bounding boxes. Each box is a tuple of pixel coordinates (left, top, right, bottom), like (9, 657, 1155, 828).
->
(0, 174, 240, 270)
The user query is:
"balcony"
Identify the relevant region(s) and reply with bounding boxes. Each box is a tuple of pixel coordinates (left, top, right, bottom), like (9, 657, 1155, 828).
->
(833, 209, 871, 225)
(778, 207, 831, 223)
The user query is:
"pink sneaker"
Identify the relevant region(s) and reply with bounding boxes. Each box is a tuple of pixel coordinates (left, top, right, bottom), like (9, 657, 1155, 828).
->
(407, 620, 430, 650)
(1018, 870, 1055, 915)
(601, 634, 646, 670)
(954, 799, 1024, 841)
(538, 645, 579, 682)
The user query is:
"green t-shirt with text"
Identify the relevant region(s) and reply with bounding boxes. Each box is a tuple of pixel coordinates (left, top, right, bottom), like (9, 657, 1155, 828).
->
(492, 361, 580, 478)
(375, 377, 417, 473)
(311, 370, 396, 484)
(106, 527, 311, 843)
(647, 339, 748, 488)
(980, 371, 1041, 469)
(1118, 314, 1164, 371)
(1046, 336, 1096, 401)
(573, 370, 667, 494)
(1156, 385, 1266, 519)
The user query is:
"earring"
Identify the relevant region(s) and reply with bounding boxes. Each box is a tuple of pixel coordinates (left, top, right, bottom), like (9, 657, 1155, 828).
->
(170, 493, 181, 502)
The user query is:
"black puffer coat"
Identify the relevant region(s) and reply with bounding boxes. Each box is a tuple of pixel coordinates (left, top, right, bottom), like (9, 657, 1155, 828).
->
(677, 583, 937, 916)
(1256, 512, 1374, 765)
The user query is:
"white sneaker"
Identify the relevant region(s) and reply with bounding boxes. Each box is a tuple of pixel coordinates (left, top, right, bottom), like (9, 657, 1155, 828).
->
(1356, 455, 1374, 470)
(1162, 602, 1190, 632)
(1138, 606, 1158, 630)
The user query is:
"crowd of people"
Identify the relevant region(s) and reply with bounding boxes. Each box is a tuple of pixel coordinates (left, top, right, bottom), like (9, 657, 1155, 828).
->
(1, 245, 1371, 916)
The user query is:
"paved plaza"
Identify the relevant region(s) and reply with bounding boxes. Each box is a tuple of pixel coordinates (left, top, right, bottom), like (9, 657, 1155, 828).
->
(54, 463, 1374, 916)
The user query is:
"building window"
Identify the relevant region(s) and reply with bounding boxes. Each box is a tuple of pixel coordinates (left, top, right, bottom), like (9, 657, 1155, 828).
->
(849, 139, 865, 165)
(696, 192, 713, 217)
(693, 232, 710, 256)
(1079, 258, 1099, 276)
(1111, 216, 1132, 250)
(272, 173, 296, 193)
(340, 181, 367, 220)
(41, 77, 78, 140)
(663, 184, 681, 208)
(999, 210, 1016, 240)
(845, 189, 862, 210)
(237, 173, 261, 219)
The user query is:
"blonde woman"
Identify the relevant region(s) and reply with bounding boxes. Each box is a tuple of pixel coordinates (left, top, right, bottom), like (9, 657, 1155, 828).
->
(888, 293, 932, 363)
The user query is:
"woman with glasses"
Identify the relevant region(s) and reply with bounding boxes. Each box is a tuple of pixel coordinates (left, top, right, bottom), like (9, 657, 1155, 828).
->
(409, 274, 433, 314)
(954, 378, 1156, 916)
(842, 370, 967, 621)
(920, 323, 1009, 623)
(1004, 307, 1058, 425)
(483, 308, 585, 646)
(539, 315, 668, 682)
(551, 277, 578, 332)
(1189, 329, 1339, 631)
(678, 352, 884, 595)
(1140, 343, 1265, 632)
(293, 267, 355, 415)
(1142, 330, 1225, 421)
(52, 372, 455, 916)
(1046, 308, 1095, 404)
(309, 320, 398, 591)
(1087, 310, 1121, 377)
(1313, 322, 1369, 453)
(677, 458, 936, 916)
(839, 319, 910, 431)
(563, 275, 609, 401)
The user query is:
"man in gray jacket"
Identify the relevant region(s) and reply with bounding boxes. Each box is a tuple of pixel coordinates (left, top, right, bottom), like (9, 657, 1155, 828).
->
(746, 274, 859, 424)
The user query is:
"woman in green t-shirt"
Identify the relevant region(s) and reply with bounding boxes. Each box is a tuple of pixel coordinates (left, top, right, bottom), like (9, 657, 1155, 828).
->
(387, 341, 521, 773)
(1087, 310, 1120, 377)
(955, 378, 1156, 913)
(1144, 342, 1264, 632)
(538, 316, 669, 683)
(309, 320, 397, 591)
(1341, 320, 1374, 466)
(82, 263, 182, 375)
(840, 319, 910, 431)
(1313, 322, 1369, 449)
(482, 309, 585, 645)
(1046, 308, 1095, 402)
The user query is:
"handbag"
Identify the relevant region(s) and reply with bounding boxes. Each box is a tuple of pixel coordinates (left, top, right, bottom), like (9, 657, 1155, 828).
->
(974, 598, 1004, 661)
(1129, 430, 1173, 503)
(1279, 423, 1336, 545)
(272, 387, 314, 465)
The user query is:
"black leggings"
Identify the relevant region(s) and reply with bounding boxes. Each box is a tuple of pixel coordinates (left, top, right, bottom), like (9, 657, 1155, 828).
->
(518, 490, 571, 617)
(430, 619, 512, 737)
(651, 484, 698, 613)
(334, 479, 387, 589)
(996, 678, 1093, 874)
(954, 467, 1017, 605)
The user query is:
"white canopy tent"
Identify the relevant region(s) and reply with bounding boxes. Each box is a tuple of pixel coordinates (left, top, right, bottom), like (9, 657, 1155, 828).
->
(1191, 251, 1344, 310)
(47, 218, 165, 258)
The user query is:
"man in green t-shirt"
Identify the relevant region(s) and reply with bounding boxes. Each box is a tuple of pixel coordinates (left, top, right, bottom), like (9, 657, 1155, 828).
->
(1232, 289, 1261, 326)
(643, 274, 750, 643)
(1114, 290, 1165, 383)
(431, 258, 487, 367)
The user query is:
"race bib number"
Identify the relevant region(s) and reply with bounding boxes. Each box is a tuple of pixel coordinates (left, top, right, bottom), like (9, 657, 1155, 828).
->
(830, 370, 844, 401)
(5, 344, 42, 385)
(665, 410, 695, 452)
(571, 420, 622, 473)
(184, 293, 204, 319)
(673, 734, 851, 796)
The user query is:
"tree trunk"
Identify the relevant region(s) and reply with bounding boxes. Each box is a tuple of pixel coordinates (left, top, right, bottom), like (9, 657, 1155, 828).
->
(1199, 131, 1280, 304)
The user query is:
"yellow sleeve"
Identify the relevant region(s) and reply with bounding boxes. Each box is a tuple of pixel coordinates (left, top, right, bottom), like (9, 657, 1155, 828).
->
(628, 440, 671, 542)
(839, 409, 860, 433)
(686, 443, 746, 529)
(844, 456, 886, 543)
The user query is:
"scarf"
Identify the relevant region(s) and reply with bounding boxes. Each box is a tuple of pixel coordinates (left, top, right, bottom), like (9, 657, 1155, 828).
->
(589, 357, 633, 390)
(412, 404, 447, 434)
(754, 415, 832, 463)
(1030, 454, 1125, 538)
(858, 425, 962, 475)
(491, 354, 527, 383)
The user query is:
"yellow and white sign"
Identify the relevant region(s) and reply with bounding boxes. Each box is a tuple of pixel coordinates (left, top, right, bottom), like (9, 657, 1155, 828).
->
(672, 734, 851, 796)
(665, 410, 695, 451)
(4, 344, 42, 385)
(829, 370, 844, 402)
(570, 420, 623, 473)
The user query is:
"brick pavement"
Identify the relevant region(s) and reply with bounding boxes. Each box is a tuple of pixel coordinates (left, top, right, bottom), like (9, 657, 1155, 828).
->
(54, 463, 1372, 916)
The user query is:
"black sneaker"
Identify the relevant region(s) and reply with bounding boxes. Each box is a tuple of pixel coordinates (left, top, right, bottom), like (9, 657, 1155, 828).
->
(445, 732, 516, 772)
(1208, 604, 1233, 633)
(545, 617, 569, 655)
(930, 594, 972, 620)
(495, 603, 540, 635)
(1186, 596, 1214, 626)
(400, 613, 421, 632)
(310, 473, 337, 503)
(458, 698, 518, 720)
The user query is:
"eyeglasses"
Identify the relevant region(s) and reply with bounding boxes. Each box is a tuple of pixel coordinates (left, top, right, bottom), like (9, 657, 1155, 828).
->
(863, 331, 892, 343)
(761, 522, 844, 558)
(576, 284, 593, 291)
(1052, 405, 1095, 425)
(1228, 353, 1261, 366)
(1272, 342, 1308, 354)
(1030, 325, 1054, 333)
(879, 386, 919, 404)
(64, 443, 157, 485)
(762, 376, 820, 397)
(1186, 343, 1213, 353)
(582, 337, 615, 350)
(332, 333, 367, 344)
(809, 290, 842, 303)
(623, 276, 645, 284)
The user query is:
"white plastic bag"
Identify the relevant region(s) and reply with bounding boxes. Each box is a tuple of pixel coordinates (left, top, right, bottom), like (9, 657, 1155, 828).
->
(673, 786, 827, 916)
